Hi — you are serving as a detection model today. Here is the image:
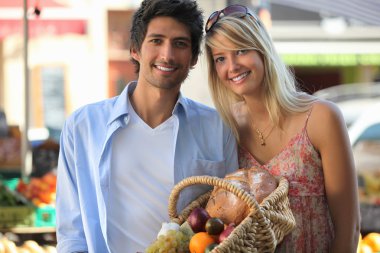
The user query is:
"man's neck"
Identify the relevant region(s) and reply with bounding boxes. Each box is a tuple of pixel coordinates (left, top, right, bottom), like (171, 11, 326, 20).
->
(130, 83, 179, 128)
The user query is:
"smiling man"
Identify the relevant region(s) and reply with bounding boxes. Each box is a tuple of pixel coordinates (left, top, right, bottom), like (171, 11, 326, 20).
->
(55, 1, 238, 252)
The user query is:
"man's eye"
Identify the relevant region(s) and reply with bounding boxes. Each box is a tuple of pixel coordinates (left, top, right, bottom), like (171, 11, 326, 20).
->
(175, 41, 189, 48)
(150, 39, 161, 44)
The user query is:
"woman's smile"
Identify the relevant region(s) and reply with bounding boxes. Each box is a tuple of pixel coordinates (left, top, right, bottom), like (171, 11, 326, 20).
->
(230, 71, 250, 83)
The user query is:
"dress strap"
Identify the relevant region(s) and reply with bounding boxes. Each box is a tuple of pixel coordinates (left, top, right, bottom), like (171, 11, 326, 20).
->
(303, 105, 314, 130)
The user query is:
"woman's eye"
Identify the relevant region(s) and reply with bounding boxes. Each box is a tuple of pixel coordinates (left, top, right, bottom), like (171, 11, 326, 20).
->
(214, 57, 225, 63)
(236, 49, 247, 55)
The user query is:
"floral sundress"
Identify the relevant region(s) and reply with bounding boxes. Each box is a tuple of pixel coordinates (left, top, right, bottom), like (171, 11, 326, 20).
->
(238, 111, 334, 253)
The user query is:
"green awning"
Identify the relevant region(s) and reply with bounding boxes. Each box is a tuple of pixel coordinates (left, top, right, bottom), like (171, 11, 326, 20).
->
(281, 54, 380, 66)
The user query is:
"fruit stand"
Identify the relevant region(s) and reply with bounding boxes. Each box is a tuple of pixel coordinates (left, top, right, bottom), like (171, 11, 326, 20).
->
(0, 126, 58, 252)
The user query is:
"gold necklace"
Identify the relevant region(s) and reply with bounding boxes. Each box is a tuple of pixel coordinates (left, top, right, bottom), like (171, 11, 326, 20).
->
(253, 124, 274, 146)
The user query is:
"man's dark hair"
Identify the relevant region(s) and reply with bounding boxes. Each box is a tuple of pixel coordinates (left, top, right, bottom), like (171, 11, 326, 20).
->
(130, 0, 204, 73)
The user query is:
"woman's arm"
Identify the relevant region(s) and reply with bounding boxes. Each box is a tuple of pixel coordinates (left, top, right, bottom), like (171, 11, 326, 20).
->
(308, 101, 361, 253)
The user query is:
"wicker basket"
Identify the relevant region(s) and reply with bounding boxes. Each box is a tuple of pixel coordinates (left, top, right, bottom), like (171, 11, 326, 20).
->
(168, 175, 296, 253)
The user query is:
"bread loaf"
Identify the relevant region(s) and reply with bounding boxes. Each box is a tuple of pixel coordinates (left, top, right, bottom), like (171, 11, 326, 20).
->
(205, 167, 277, 225)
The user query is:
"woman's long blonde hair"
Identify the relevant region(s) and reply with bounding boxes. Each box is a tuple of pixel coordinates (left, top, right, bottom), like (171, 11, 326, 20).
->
(205, 13, 316, 143)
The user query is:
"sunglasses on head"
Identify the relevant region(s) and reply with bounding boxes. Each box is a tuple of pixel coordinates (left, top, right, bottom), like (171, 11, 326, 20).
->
(205, 4, 257, 33)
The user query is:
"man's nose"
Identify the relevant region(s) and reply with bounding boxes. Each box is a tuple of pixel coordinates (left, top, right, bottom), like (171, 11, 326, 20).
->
(160, 43, 175, 62)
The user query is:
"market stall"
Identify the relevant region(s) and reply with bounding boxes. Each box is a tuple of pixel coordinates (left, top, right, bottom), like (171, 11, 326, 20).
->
(0, 119, 57, 252)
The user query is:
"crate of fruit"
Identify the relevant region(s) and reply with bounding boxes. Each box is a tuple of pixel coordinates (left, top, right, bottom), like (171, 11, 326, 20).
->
(0, 182, 35, 228)
(147, 168, 296, 253)
(34, 205, 56, 227)
(0, 179, 56, 228)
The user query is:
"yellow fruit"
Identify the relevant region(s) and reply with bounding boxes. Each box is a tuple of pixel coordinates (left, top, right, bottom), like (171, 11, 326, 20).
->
(359, 243, 373, 253)
(363, 233, 380, 252)
(357, 233, 362, 253)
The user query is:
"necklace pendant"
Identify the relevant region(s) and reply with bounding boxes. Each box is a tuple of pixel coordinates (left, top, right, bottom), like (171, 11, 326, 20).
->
(256, 130, 265, 146)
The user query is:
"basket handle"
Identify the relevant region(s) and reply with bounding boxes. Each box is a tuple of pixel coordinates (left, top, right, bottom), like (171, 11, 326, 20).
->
(168, 175, 264, 221)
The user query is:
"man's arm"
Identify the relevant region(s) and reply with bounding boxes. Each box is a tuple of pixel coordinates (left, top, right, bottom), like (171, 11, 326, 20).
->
(56, 120, 88, 253)
(223, 124, 239, 173)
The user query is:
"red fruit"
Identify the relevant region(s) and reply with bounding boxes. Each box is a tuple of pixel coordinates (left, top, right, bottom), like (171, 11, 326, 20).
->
(219, 224, 235, 243)
(187, 207, 210, 233)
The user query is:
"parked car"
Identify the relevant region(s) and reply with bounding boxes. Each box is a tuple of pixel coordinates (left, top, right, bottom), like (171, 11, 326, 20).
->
(314, 82, 380, 127)
(351, 106, 380, 232)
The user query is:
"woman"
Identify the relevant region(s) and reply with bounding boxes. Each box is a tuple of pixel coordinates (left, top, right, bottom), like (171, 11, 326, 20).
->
(204, 4, 360, 252)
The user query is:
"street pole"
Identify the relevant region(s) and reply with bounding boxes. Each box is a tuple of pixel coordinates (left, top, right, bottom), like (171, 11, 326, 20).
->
(22, 0, 32, 178)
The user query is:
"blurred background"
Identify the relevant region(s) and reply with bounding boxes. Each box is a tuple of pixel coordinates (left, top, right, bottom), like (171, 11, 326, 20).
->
(0, 0, 379, 251)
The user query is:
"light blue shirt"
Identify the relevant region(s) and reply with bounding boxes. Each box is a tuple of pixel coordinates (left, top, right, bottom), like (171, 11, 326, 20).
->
(56, 82, 238, 253)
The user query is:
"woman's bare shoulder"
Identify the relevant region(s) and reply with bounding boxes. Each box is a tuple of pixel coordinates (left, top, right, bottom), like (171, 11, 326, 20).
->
(310, 98, 343, 121)
(307, 99, 347, 150)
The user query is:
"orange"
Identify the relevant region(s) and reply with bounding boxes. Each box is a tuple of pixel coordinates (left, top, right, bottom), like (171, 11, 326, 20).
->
(189, 232, 216, 253)
(363, 233, 380, 252)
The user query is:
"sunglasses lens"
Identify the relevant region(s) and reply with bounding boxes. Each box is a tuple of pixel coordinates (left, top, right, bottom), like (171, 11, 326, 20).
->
(223, 5, 247, 16)
(205, 5, 254, 32)
(206, 11, 220, 32)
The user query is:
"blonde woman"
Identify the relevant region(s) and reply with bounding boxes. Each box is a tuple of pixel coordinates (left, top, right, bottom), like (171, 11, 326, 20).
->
(205, 4, 360, 252)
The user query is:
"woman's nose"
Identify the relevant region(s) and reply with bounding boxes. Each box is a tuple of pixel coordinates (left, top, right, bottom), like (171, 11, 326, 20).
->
(228, 58, 241, 73)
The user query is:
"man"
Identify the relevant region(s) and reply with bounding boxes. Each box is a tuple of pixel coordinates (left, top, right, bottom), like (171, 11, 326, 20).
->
(56, 0, 238, 252)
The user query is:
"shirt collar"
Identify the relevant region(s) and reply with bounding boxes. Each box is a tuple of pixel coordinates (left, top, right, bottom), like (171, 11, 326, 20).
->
(107, 81, 189, 126)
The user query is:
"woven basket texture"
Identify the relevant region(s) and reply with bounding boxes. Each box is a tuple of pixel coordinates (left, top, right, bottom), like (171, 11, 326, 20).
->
(168, 175, 296, 253)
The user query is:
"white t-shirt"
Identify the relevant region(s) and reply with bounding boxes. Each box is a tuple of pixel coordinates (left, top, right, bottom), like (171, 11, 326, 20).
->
(107, 100, 178, 253)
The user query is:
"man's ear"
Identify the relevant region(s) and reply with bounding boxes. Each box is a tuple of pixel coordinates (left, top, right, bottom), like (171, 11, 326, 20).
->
(190, 56, 198, 68)
(130, 47, 140, 62)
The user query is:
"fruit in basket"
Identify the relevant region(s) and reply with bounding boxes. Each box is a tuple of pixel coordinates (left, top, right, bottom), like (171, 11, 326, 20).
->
(362, 232, 380, 252)
(205, 243, 218, 252)
(146, 229, 190, 253)
(205, 167, 277, 225)
(205, 217, 224, 235)
(180, 221, 195, 238)
(218, 223, 235, 243)
(187, 207, 210, 233)
(189, 232, 216, 253)
(157, 222, 180, 238)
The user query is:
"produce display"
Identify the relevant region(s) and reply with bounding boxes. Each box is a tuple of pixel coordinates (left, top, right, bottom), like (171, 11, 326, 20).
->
(0, 172, 57, 230)
(358, 171, 380, 206)
(357, 232, 380, 253)
(0, 184, 28, 207)
(0, 237, 56, 253)
(15, 172, 56, 207)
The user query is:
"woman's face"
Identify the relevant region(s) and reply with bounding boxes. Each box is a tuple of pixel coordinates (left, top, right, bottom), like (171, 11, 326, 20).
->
(210, 33, 265, 98)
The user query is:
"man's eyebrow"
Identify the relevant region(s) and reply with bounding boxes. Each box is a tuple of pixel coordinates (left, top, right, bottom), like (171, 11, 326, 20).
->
(146, 33, 164, 38)
(146, 33, 191, 41)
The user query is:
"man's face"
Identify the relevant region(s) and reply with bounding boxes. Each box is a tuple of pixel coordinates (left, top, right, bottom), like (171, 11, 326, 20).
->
(131, 16, 197, 91)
